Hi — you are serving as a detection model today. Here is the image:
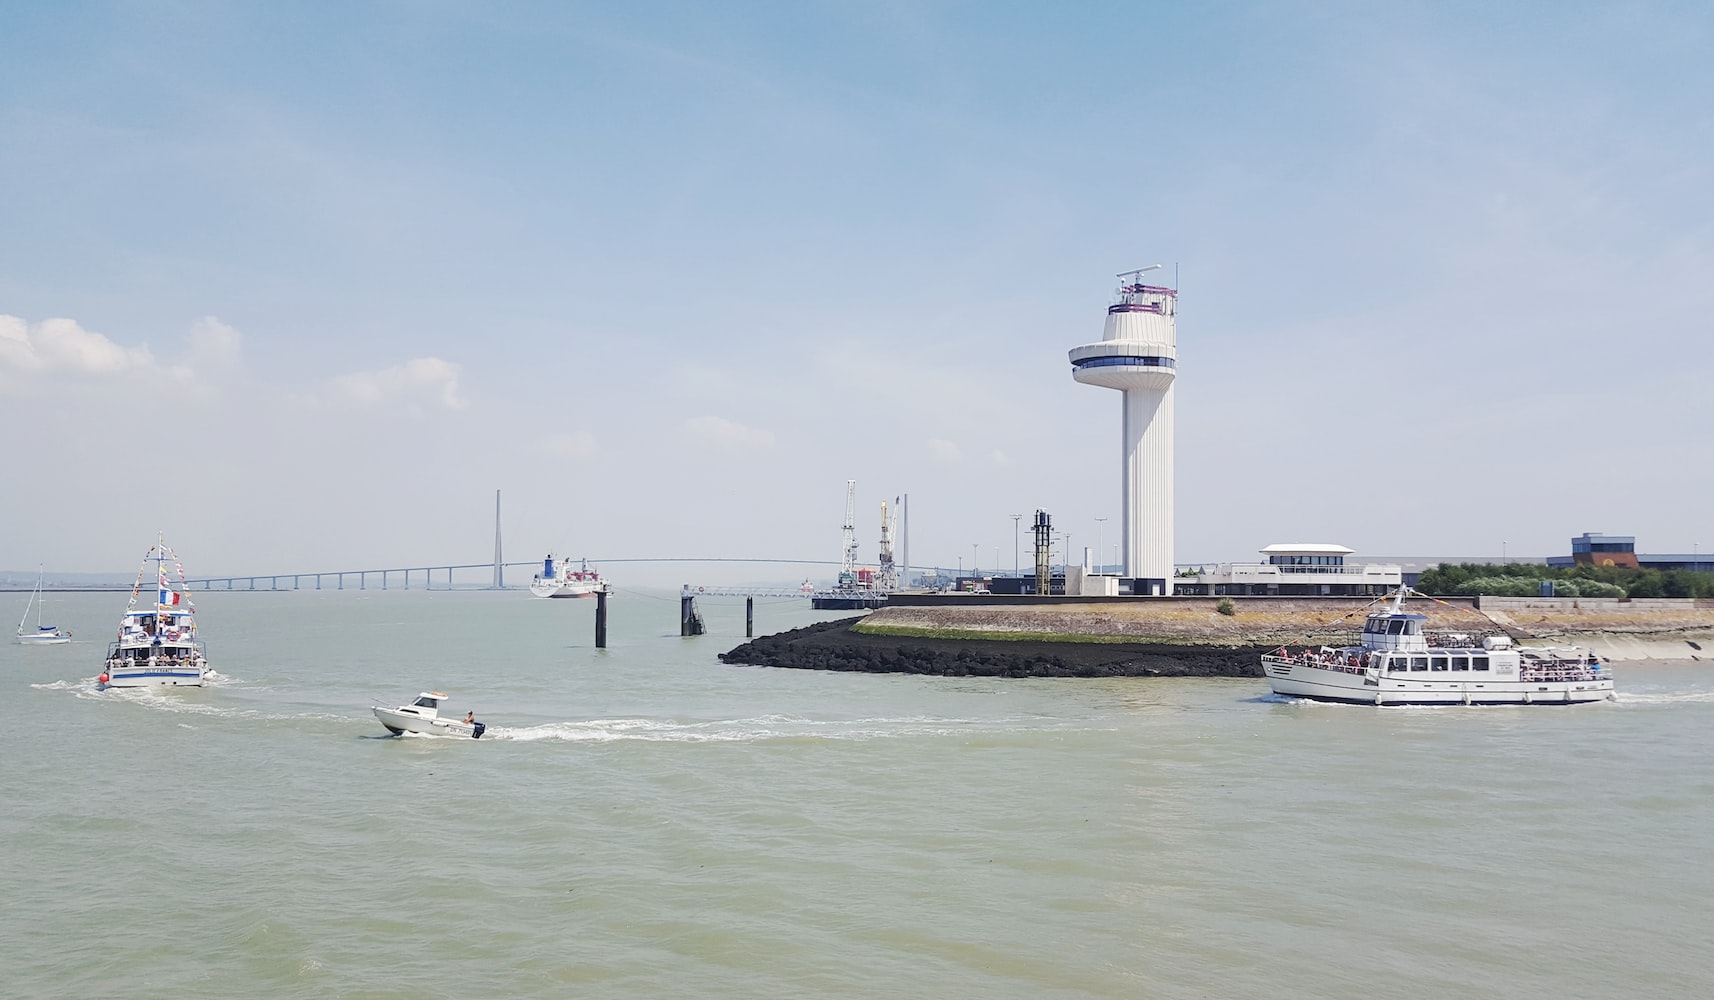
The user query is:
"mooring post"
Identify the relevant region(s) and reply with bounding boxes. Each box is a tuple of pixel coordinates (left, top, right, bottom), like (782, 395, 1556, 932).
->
(596, 589, 608, 648)
(681, 586, 691, 637)
(746, 596, 754, 637)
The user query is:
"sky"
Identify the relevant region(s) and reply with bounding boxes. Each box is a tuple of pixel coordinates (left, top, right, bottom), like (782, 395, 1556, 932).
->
(2, 1, 1711, 584)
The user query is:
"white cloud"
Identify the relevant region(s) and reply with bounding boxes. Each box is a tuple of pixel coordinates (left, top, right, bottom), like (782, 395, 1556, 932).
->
(326, 356, 465, 409)
(683, 415, 774, 450)
(185, 316, 242, 372)
(927, 438, 960, 462)
(541, 430, 598, 459)
(0, 315, 156, 386)
(991, 449, 1013, 467)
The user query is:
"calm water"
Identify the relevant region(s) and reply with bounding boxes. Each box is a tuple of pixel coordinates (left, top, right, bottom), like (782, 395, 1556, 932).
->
(5, 589, 1712, 999)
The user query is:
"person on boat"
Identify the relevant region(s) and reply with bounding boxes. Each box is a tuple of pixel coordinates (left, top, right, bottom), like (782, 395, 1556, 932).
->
(463, 711, 475, 725)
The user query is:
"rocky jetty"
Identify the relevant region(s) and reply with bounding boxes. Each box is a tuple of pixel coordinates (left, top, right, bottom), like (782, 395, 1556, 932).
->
(718, 617, 1268, 677)
(718, 596, 1714, 676)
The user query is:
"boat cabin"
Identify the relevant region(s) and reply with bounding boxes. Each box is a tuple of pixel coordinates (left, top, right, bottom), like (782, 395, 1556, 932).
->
(1361, 611, 1430, 653)
(411, 692, 447, 713)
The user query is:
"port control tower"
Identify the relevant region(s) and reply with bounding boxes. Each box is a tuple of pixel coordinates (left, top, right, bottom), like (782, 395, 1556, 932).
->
(1068, 266, 1177, 595)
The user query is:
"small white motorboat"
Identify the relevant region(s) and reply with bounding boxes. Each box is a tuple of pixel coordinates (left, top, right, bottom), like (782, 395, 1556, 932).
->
(373, 692, 486, 738)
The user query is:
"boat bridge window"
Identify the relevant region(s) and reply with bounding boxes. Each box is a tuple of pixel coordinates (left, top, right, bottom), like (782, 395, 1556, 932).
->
(1410, 657, 1429, 671)
(1388, 620, 1405, 635)
(1472, 657, 1490, 671)
(412, 696, 439, 708)
(1451, 657, 1469, 671)
(1431, 656, 1449, 671)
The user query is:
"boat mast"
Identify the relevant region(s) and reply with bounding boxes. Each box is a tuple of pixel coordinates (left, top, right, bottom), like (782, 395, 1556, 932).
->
(17, 566, 40, 634)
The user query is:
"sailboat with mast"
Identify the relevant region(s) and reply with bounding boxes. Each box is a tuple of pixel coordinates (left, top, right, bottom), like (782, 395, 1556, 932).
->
(16, 567, 72, 645)
(98, 538, 209, 688)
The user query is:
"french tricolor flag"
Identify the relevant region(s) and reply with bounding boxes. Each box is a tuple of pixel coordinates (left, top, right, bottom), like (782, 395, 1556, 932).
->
(159, 580, 182, 606)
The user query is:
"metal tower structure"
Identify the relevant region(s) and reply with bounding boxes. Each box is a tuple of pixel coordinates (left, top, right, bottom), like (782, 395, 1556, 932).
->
(838, 479, 858, 588)
(492, 489, 504, 589)
(1068, 265, 1177, 595)
(900, 493, 909, 590)
(1033, 509, 1053, 596)
(876, 499, 898, 593)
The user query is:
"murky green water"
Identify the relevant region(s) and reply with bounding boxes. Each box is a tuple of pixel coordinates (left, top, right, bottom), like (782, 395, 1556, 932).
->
(6, 589, 1712, 998)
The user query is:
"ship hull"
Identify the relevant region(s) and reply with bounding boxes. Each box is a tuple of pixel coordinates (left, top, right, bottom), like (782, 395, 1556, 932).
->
(1263, 657, 1614, 706)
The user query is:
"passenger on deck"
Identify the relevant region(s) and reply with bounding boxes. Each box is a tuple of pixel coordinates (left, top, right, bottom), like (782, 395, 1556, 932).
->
(463, 711, 475, 725)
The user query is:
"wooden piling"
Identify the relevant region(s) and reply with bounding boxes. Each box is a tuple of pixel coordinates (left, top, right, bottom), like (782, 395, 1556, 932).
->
(596, 589, 608, 648)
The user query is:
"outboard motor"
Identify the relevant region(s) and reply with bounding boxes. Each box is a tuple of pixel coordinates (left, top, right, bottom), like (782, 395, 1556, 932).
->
(472, 722, 486, 739)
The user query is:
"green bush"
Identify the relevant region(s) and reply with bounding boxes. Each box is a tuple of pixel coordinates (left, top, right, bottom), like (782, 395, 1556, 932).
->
(1418, 561, 1711, 599)
(1215, 598, 1236, 616)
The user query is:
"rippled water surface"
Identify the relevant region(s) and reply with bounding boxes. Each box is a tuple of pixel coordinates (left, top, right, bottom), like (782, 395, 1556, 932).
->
(6, 590, 1713, 998)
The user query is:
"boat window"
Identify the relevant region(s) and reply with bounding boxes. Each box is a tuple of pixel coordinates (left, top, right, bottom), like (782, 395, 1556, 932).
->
(1430, 656, 1449, 671)
(1472, 657, 1490, 671)
(413, 696, 439, 708)
(1451, 657, 1469, 671)
(1410, 657, 1429, 671)
(1388, 620, 1406, 635)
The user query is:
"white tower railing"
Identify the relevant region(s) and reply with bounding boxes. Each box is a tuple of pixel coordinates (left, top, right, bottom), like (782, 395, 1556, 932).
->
(1068, 267, 1177, 594)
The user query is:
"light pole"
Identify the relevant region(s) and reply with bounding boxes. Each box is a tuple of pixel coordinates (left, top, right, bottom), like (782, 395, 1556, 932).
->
(1094, 517, 1107, 575)
(972, 543, 978, 579)
(1010, 514, 1022, 577)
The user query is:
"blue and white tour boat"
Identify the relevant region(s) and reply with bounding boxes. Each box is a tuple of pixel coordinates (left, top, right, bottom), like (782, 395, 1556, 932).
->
(1262, 589, 1615, 706)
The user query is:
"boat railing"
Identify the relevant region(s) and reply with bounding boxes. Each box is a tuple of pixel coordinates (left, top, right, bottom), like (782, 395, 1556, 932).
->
(1264, 648, 1373, 676)
(1423, 632, 1482, 648)
(1518, 661, 1607, 683)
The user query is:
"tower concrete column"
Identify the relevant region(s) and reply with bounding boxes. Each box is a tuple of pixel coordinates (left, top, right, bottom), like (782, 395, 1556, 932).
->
(1069, 267, 1177, 595)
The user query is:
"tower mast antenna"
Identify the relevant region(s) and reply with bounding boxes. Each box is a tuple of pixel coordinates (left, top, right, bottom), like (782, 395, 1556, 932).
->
(839, 480, 858, 588)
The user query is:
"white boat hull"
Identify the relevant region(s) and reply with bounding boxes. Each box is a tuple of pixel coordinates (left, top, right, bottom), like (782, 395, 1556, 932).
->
(1262, 656, 1615, 706)
(528, 580, 606, 599)
(373, 706, 484, 738)
(103, 664, 209, 687)
(18, 633, 71, 645)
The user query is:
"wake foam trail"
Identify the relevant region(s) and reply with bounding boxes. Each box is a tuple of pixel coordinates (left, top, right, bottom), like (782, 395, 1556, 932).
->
(30, 677, 355, 723)
(1613, 690, 1714, 705)
(488, 714, 1050, 744)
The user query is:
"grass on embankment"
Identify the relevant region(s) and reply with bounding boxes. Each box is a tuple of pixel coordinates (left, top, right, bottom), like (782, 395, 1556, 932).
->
(849, 622, 1245, 645)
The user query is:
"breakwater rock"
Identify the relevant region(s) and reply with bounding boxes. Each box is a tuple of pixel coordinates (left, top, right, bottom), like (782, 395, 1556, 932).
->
(718, 617, 1268, 678)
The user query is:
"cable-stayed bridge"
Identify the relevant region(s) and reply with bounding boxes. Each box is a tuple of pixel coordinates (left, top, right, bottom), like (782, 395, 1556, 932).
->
(182, 557, 843, 592)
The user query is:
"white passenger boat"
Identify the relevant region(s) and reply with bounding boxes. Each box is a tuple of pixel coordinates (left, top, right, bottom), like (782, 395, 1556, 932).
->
(99, 539, 209, 688)
(373, 692, 486, 738)
(529, 553, 610, 598)
(1261, 589, 1615, 706)
(16, 566, 72, 645)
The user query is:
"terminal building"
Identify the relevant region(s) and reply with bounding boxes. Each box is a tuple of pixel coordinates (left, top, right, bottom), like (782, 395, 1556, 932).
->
(1174, 544, 1402, 596)
(1547, 532, 1714, 573)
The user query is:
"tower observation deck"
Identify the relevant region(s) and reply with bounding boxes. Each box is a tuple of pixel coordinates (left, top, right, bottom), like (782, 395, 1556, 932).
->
(1068, 266, 1177, 595)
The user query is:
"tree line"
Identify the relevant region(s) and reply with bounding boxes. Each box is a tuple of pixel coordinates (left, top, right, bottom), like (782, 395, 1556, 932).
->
(1417, 562, 1714, 599)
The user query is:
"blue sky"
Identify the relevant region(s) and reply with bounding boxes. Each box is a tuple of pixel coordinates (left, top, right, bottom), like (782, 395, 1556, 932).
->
(2, 1, 1710, 581)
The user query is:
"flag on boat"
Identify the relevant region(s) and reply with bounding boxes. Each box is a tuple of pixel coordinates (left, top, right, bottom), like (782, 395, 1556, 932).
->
(159, 586, 182, 606)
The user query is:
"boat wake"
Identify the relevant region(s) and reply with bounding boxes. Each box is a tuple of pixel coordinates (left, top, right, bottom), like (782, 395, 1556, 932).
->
(487, 713, 1054, 744)
(30, 677, 352, 723)
(1611, 690, 1714, 705)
